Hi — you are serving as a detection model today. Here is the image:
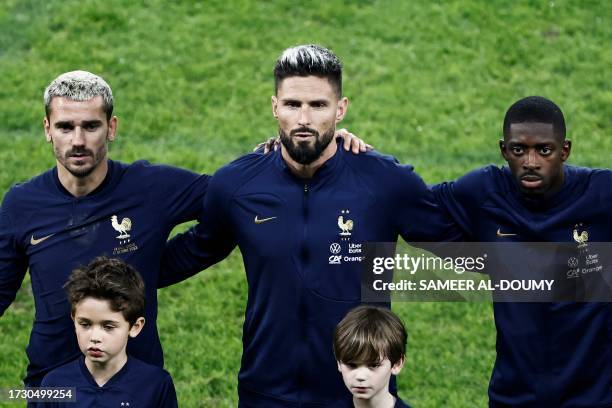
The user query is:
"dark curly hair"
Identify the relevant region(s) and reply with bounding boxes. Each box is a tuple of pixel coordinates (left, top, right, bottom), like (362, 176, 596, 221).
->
(65, 256, 145, 326)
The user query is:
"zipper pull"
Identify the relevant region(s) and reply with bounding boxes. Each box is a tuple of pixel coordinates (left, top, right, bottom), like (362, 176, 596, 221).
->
(304, 184, 309, 193)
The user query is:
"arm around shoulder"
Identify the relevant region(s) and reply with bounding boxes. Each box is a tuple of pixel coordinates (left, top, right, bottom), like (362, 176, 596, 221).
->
(431, 166, 495, 238)
(389, 164, 464, 242)
(145, 163, 211, 226)
(159, 169, 237, 287)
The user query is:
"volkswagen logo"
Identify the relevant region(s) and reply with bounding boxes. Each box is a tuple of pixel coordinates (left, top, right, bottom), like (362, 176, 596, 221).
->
(330, 243, 341, 254)
(567, 257, 579, 268)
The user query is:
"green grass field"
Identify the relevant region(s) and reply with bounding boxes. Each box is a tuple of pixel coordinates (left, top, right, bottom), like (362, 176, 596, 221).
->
(0, 0, 610, 406)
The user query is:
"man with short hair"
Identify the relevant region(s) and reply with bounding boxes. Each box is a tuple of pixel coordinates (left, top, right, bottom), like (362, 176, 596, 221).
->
(163, 44, 460, 407)
(0, 70, 210, 386)
(434, 96, 612, 407)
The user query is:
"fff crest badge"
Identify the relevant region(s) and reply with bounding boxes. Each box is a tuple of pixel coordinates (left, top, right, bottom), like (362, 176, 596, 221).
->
(338, 209, 353, 241)
(573, 223, 589, 250)
(328, 209, 364, 264)
(111, 214, 139, 255)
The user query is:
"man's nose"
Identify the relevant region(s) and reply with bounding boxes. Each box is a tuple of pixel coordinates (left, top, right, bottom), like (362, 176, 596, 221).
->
(72, 126, 86, 146)
(523, 150, 540, 169)
(297, 107, 312, 126)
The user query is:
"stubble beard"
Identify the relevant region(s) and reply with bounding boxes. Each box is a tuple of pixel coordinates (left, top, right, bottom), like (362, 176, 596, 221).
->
(54, 136, 108, 179)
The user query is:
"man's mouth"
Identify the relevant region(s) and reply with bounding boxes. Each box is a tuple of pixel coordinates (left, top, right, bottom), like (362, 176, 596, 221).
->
(351, 386, 370, 394)
(291, 128, 318, 139)
(293, 132, 315, 138)
(520, 174, 543, 189)
(67, 149, 93, 159)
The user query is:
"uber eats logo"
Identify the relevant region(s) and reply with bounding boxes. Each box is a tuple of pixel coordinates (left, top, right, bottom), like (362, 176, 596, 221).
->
(328, 242, 364, 265)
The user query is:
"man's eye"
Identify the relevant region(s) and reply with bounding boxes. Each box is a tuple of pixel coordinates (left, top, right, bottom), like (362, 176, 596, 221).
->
(79, 322, 90, 328)
(539, 147, 552, 155)
(84, 124, 100, 131)
(368, 363, 381, 369)
(346, 363, 357, 369)
(511, 146, 523, 155)
(311, 102, 326, 108)
(104, 325, 115, 331)
(58, 126, 73, 132)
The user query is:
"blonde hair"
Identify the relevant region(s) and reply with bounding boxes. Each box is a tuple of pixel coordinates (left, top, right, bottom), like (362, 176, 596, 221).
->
(44, 70, 114, 119)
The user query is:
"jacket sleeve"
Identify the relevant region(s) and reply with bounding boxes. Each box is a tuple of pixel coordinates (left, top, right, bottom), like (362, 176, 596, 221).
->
(159, 170, 237, 288)
(155, 164, 211, 226)
(431, 168, 485, 239)
(150, 165, 210, 288)
(392, 164, 464, 243)
(0, 196, 28, 317)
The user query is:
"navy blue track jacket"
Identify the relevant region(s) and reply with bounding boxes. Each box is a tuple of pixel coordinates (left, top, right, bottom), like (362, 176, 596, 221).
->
(164, 142, 460, 407)
(434, 165, 612, 408)
(0, 160, 209, 385)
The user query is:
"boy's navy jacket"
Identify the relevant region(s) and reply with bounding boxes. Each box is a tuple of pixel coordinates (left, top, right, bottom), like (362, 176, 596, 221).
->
(164, 143, 461, 407)
(434, 165, 612, 408)
(394, 396, 411, 408)
(39, 355, 178, 407)
(0, 160, 209, 385)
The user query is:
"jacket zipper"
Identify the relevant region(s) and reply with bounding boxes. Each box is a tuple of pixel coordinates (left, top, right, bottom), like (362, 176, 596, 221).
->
(297, 182, 309, 402)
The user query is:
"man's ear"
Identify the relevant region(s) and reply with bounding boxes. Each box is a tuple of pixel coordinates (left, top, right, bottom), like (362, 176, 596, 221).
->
(337, 361, 343, 372)
(335, 97, 349, 124)
(107, 116, 118, 142)
(391, 356, 405, 375)
(129, 317, 145, 338)
(44, 117, 52, 143)
(499, 139, 508, 161)
(561, 139, 571, 162)
(271, 96, 279, 119)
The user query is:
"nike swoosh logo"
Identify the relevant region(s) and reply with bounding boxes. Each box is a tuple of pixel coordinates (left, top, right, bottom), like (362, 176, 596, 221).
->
(496, 228, 517, 237)
(254, 215, 277, 224)
(30, 233, 54, 245)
